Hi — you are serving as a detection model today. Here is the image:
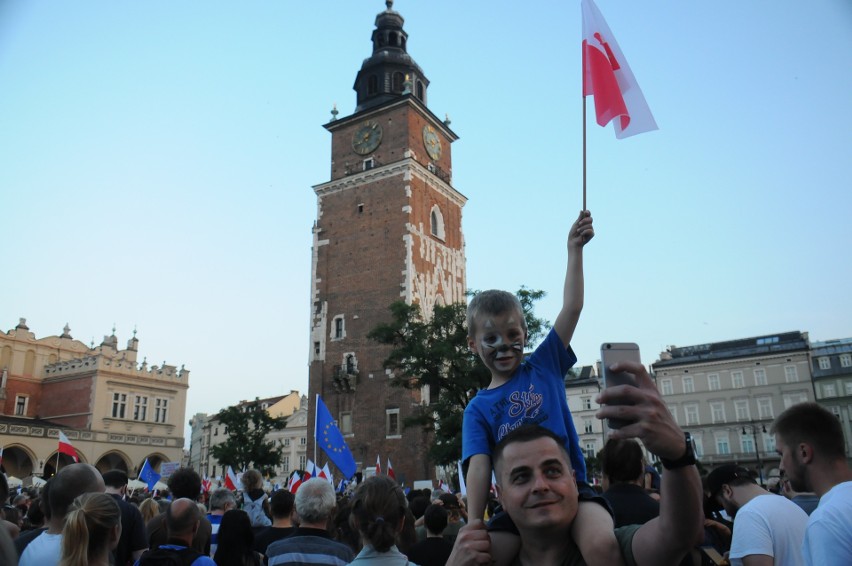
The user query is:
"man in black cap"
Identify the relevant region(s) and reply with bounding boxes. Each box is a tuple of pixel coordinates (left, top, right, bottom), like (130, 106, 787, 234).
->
(707, 464, 808, 566)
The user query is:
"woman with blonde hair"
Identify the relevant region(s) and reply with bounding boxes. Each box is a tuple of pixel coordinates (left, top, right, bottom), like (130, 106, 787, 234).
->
(138, 497, 161, 524)
(349, 476, 420, 565)
(59, 492, 121, 566)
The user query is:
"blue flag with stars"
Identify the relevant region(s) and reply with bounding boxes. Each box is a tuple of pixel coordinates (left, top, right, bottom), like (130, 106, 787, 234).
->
(138, 458, 161, 491)
(316, 395, 356, 479)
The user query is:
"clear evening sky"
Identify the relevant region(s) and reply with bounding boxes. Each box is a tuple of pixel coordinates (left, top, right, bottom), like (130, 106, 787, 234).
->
(2, 1, 851, 439)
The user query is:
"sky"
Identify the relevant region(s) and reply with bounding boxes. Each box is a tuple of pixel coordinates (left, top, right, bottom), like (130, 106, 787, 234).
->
(2, 1, 851, 443)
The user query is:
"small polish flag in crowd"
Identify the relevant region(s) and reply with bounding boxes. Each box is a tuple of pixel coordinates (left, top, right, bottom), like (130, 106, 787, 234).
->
(288, 471, 303, 493)
(201, 477, 212, 493)
(387, 458, 396, 481)
(375, 455, 382, 476)
(58, 431, 78, 462)
(438, 479, 452, 494)
(305, 459, 316, 481)
(224, 466, 238, 491)
(320, 462, 332, 483)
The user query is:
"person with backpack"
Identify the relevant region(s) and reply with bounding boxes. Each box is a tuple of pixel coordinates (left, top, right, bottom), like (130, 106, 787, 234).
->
(134, 498, 214, 566)
(239, 470, 271, 528)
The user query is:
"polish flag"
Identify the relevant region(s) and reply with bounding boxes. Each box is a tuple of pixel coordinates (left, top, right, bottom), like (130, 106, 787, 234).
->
(321, 463, 333, 484)
(387, 458, 396, 481)
(582, 0, 657, 139)
(202, 477, 212, 493)
(58, 431, 78, 462)
(305, 459, 316, 481)
(438, 479, 452, 494)
(375, 455, 382, 477)
(288, 471, 303, 493)
(224, 466, 238, 491)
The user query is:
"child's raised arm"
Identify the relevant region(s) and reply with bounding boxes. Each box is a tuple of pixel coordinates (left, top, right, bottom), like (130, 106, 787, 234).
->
(553, 210, 594, 347)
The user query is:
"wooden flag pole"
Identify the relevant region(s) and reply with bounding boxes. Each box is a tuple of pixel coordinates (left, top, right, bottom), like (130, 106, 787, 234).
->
(582, 95, 587, 212)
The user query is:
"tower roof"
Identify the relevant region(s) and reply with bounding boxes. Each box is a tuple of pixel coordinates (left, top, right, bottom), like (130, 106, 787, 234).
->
(353, 1, 429, 113)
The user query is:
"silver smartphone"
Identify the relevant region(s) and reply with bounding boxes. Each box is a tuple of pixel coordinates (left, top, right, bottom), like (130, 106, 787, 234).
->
(600, 342, 641, 429)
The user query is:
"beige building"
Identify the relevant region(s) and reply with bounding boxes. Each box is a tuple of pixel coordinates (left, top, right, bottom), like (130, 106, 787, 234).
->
(0, 318, 188, 479)
(652, 331, 813, 483)
(192, 391, 306, 484)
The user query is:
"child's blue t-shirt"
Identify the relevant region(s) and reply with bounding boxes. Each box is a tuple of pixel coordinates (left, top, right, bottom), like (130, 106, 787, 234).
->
(462, 328, 587, 483)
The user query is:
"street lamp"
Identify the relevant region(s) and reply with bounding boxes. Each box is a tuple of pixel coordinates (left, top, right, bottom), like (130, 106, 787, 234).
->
(741, 422, 767, 486)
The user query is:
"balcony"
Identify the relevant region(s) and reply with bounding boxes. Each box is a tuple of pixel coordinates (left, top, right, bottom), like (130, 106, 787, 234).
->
(332, 365, 357, 393)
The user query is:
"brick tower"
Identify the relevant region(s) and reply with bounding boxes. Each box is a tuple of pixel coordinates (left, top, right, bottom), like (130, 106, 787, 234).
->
(306, 0, 466, 484)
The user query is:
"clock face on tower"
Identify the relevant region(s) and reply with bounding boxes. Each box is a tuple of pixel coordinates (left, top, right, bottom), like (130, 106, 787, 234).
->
(422, 125, 442, 160)
(352, 120, 383, 155)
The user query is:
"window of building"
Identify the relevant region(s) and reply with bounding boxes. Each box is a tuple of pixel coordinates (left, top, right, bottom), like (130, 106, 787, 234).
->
(299, 456, 306, 470)
(845, 381, 852, 396)
(710, 402, 726, 423)
(282, 456, 289, 472)
(707, 374, 720, 391)
(683, 376, 694, 393)
(715, 433, 731, 455)
(314, 342, 320, 356)
(154, 398, 169, 423)
(283, 438, 290, 447)
(430, 205, 445, 240)
(840, 354, 852, 368)
(685, 404, 700, 425)
(764, 434, 776, 453)
(667, 405, 678, 424)
(824, 383, 837, 397)
(212, 465, 217, 478)
(583, 418, 593, 434)
(386, 408, 401, 438)
(363, 157, 375, 171)
(731, 371, 745, 389)
(392, 71, 404, 92)
(340, 412, 353, 435)
(14, 395, 28, 416)
(332, 316, 345, 340)
(368, 74, 378, 95)
(584, 442, 596, 459)
(416, 80, 424, 100)
(741, 435, 755, 454)
(734, 399, 750, 421)
(134, 396, 148, 421)
(300, 437, 306, 446)
(112, 392, 127, 419)
(661, 379, 673, 395)
(818, 357, 831, 370)
(783, 392, 808, 409)
(754, 368, 767, 386)
(757, 397, 773, 419)
(582, 397, 592, 410)
(693, 436, 704, 458)
(785, 365, 799, 382)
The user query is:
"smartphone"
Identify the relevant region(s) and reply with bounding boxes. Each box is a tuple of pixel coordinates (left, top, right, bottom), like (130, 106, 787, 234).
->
(600, 342, 642, 429)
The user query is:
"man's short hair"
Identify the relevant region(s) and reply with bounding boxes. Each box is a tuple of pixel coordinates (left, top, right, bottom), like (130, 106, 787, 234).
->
(49, 463, 105, 518)
(166, 468, 202, 501)
(294, 478, 336, 523)
(209, 488, 236, 511)
(771, 402, 847, 460)
(466, 290, 527, 337)
(269, 489, 295, 519)
(102, 469, 129, 489)
(423, 504, 448, 535)
(493, 424, 569, 477)
(706, 465, 755, 500)
(600, 438, 644, 484)
(166, 498, 201, 536)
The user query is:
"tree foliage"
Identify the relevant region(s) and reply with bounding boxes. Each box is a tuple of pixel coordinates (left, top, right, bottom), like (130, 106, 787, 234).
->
(209, 398, 288, 475)
(367, 288, 550, 465)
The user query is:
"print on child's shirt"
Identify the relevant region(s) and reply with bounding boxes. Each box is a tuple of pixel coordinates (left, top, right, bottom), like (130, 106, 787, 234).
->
(495, 384, 547, 441)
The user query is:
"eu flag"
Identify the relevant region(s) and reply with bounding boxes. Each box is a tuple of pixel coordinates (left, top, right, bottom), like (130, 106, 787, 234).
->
(139, 458, 161, 491)
(316, 395, 356, 479)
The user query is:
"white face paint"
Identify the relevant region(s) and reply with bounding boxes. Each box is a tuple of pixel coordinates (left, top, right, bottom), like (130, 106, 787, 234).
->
(478, 314, 525, 363)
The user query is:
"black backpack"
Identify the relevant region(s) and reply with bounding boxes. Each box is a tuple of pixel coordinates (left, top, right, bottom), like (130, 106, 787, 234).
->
(136, 546, 203, 566)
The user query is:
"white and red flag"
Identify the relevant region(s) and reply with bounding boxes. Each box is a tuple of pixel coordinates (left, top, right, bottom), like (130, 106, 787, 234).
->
(288, 471, 303, 493)
(321, 463, 333, 484)
(202, 476, 213, 493)
(304, 459, 316, 481)
(387, 458, 396, 481)
(375, 455, 382, 477)
(582, 0, 657, 139)
(438, 479, 452, 494)
(58, 431, 78, 462)
(224, 466, 238, 491)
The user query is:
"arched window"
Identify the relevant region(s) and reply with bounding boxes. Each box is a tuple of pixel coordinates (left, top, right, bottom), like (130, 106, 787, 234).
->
(430, 205, 445, 240)
(368, 75, 378, 95)
(392, 72, 404, 93)
(416, 81, 424, 100)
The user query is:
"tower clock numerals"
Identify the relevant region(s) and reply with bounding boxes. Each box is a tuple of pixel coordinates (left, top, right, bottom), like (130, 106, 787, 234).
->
(422, 125, 442, 160)
(352, 120, 383, 155)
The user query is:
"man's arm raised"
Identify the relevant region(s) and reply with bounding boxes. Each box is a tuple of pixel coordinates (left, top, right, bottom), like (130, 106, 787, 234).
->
(596, 361, 704, 566)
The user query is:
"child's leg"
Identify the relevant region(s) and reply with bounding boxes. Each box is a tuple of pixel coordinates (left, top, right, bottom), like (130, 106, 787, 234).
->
(571, 500, 625, 566)
(489, 530, 521, 566)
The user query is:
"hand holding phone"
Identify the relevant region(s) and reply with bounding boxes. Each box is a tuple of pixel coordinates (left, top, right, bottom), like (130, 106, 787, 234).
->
(600, 342, 642, 429)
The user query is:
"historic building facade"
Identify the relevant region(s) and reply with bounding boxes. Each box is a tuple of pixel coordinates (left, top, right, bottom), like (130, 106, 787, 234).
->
(809, 338, 852, 459)
(651, 331, 814, 482)
(0, 318, 188, 479)
(191, 391, 306, 484)
(306, 2, 466, 484)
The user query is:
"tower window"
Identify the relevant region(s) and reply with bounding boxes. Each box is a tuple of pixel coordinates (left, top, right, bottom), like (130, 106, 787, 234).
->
(363, 157, 375, 171)
(357, 203, 364, 214)
(386, 408, 401, 438)
(332, 316, 345, 340)
(392, 72, 404, 93)
(430, 205, 445, 240)
(416, 81, 424, 100)
(368, 75, 378, 95)
(314, 341, 321, 355)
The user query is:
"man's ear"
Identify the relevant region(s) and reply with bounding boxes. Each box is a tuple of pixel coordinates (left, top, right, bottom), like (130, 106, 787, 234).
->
(799, 443, 815, 464)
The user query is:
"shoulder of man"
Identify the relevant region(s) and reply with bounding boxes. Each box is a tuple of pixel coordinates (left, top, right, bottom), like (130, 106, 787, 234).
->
(136, 544, 206, 566)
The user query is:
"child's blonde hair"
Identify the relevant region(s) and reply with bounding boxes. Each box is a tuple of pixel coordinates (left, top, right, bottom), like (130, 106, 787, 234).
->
(466, 290, 527, 337)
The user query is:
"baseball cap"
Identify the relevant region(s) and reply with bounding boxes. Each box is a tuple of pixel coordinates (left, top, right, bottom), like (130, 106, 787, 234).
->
(706, 464, 754, 499)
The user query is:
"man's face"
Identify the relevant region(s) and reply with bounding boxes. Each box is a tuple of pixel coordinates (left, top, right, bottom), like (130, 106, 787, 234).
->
(775, 434, 808, 492)
(714, 486, 739, 518)
(468, 309, 526, 379)
(495, 437, 578, 534)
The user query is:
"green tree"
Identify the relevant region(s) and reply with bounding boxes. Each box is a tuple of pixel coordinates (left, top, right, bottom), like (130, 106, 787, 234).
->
(367, 288, 550, 465)
(209, 398, 288, 475)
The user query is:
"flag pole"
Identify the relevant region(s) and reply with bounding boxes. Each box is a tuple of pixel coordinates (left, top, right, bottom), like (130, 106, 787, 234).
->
(313, 394, 319, 468)
(582, 95, 587, 212)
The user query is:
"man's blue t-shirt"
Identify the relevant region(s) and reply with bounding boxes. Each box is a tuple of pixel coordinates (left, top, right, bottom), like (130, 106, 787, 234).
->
(462, 328, 587, 483)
